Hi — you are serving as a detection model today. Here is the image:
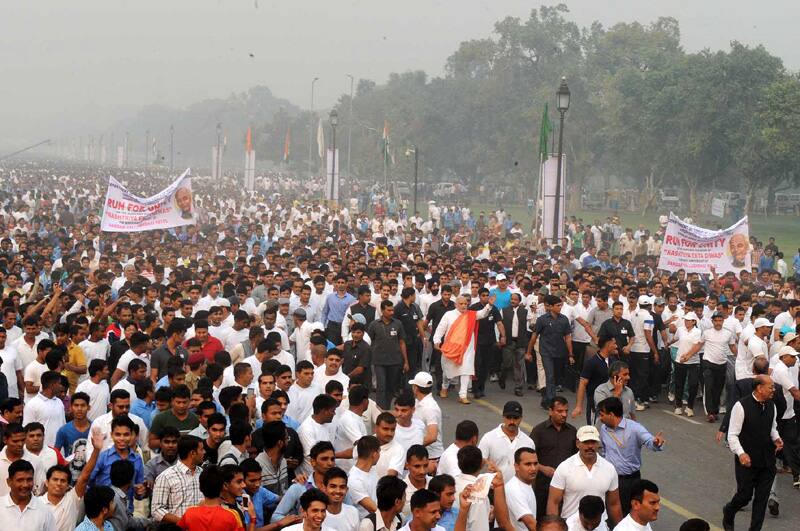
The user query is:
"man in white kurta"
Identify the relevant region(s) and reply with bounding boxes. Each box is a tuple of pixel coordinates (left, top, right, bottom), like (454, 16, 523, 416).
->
(433, 295, 495, 403)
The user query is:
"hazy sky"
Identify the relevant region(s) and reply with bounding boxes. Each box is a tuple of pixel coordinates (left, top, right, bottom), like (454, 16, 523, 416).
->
(3, 0, 799, 144)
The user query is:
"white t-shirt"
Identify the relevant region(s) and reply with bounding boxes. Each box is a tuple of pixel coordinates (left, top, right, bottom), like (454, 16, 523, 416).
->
(22, 393, 66, 447)
(322, 504, 360, 531)
(393, 419, 425, 455)
(771, 361, 798, 420)
(347, 466, 378, 519)
(286, 383, 322, 421)
(374, 440, 405, 477)
(116, 350, 151, 376)
(297, 417, 335, 475)
(334, 410, 367, 472)
(23, 360, 49, 402)
(614, 514, 653, 531)
(79, 338, 110, 365)
(39, 489, 81, 531)
(675, 327, 702, 365)
(437, 443, 461, 478)
(505, 475, 537, 531)
(454, 473, 490, 531)
(0, 346, 22, 399)
(738, 333, 768, 379)
(551, 453, 618, 519)
(478, 426, 535, 484)
(75, 378, 111, 421)
(629, 309, 654, 353)
(566, 512, 609, 531)
(414, 394, 444, 458)
(702, 327, 735, 365)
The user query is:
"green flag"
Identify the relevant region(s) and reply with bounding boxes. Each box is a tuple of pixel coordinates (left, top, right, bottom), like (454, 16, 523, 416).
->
(539, 103, 552, 162)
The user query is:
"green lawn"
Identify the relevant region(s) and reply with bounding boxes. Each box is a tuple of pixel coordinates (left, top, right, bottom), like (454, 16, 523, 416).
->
(474, 204, 800, 255)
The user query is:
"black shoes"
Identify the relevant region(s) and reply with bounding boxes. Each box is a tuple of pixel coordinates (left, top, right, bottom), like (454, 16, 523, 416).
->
(722, 509, 734, 531)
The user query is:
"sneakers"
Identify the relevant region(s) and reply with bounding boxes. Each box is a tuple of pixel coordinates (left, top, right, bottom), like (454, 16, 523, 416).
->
(635, 401, 647, 412)
(719, 406, 727, 414)
(668, 392, 675, 403)
(649, 396, 659, 403)
(674, 407, 683, 415)
(793, 476, 800, 489)
(685, 408, 694, 417)
(439, 389, 448, 399)
(768, 499, 779, 516)
(489, 374, 499, 382)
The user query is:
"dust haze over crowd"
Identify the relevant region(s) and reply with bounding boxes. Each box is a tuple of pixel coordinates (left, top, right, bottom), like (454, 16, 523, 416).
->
(2, 0, 800, 150)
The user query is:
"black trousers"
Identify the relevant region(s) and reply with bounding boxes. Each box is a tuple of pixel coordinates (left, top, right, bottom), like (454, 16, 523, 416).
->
(702, 360, 726, 415)
(724, 459, 775, 531)
(324, 321, 343, 345)
(374, 364, 403, 409)
(778, 417, 800, 476)
(618, 470, 641, 515)
(406, 341, 422, 386)
(673, 363, 699, 409)
(629, 351, 651, 402)
(474, 343, 495, 394)
(430, 347, 443, 391)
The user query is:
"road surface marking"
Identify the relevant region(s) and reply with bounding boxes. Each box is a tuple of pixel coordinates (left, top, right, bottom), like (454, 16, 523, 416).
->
(660, 409, 703, 425)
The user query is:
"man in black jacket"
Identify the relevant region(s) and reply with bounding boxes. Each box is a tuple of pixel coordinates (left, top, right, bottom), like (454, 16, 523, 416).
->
(500, 293, 529, 396)
(723, 374, 784, 531)
(426, 285, 455, 394)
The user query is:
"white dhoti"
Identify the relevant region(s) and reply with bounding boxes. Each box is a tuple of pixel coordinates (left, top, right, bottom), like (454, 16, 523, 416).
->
(433, 305, 492, 398)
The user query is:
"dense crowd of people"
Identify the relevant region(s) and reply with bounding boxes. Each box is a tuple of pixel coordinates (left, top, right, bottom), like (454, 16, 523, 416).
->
(0, 160, 796, 531)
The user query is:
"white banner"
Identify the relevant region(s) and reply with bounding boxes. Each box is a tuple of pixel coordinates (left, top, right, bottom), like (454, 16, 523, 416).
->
(657, 213, 750, 275)
(325, 148, 340, 201)
(100, 169, 195, 232)
(711, 198, 726, 218)
(540, 154, 566, 243)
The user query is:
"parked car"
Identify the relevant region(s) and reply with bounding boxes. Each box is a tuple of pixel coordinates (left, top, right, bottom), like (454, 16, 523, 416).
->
(582, 190, 606, 210)
(659, 188, 680, 209)
(775, 193, 799, 214)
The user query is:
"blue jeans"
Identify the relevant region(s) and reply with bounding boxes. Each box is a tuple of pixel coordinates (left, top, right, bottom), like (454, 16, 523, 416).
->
(541, 354, 557, 405)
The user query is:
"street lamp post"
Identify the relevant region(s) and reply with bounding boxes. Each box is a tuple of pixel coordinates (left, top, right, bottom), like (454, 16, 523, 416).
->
(346, 74, 354, 185)
(553, 77, 570, 244)
(308, 77, 319, 179)
(329, 109, 338, 204)
(216, 122, 222, 181)
(169, 125, 174, 173)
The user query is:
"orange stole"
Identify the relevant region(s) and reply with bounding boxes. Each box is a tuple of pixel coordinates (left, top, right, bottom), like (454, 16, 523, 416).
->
(440, 310, 478, 365)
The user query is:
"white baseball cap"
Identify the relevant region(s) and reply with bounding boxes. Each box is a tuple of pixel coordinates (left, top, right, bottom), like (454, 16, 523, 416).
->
(779, 346, 799, 358)
(753, 318, 774, 329)
(577, 425, 601, 442)
(408, 371, 434, 388)
(496, 273, 507, 281)
(637, 295, 653, 306)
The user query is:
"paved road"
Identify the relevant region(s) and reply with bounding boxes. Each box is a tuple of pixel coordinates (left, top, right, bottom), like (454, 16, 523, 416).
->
(434, 384, 800, 531)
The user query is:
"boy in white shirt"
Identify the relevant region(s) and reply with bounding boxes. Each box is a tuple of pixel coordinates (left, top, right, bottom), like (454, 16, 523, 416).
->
(320, 467, 359, 531)
(348, 435, 380, 519)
